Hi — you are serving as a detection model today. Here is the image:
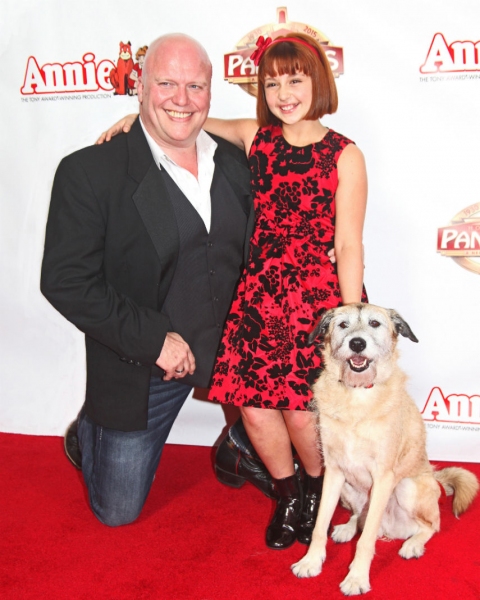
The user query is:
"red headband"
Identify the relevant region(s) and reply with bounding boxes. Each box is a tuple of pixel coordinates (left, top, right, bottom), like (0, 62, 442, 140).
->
(250, 35, 320, 66)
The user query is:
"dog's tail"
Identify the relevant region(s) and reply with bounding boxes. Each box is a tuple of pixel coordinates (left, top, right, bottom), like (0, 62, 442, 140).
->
(434, 467, 479, 516)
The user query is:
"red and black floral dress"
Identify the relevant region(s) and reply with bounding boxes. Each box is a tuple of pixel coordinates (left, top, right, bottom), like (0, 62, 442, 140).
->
(209, 125, 367, 410)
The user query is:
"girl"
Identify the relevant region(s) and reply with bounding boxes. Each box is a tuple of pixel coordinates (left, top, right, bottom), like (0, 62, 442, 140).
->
(100, 32, 368, 550)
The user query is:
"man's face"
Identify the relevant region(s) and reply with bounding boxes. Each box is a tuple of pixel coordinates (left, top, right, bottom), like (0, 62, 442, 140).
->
(138, 39, 211, 151)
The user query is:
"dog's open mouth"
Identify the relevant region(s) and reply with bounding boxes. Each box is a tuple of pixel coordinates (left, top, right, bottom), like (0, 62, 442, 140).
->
(348, 355, 370, 372)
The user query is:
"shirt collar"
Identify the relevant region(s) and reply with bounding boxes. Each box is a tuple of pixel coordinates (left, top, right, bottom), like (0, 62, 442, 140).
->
(139, 117, 217, 169)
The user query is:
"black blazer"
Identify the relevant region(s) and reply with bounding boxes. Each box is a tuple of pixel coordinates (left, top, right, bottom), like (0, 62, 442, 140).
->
(41, 119, 254, 431)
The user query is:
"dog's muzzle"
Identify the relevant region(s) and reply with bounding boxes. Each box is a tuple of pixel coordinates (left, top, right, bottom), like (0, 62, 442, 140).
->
(347, 337, 370, 372)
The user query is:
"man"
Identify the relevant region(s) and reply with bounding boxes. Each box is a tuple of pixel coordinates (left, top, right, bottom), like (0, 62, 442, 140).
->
(41, 33, 273, 527)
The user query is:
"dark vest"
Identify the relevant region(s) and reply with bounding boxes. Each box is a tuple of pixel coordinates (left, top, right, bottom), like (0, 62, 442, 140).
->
(155, 165, 247, 387)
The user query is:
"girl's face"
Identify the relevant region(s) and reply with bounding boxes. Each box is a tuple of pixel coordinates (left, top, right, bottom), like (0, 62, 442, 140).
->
(263, 71, 313, 126)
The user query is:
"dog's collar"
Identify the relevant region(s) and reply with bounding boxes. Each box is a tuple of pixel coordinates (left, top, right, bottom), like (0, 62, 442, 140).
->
(339, 381, 374, 389)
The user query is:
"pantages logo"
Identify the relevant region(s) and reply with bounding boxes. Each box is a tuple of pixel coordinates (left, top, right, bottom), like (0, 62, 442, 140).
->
(420, 33, 480, 74)
(20, 41, 147, 97)
(224, 6, 344, 96)
(422, 387, 480, 427)
(437, 203, 480, 274)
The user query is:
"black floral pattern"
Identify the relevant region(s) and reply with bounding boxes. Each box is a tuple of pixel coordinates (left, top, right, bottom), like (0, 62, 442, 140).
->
(209, 126, 368, 410)
(272, 143, 315, 176)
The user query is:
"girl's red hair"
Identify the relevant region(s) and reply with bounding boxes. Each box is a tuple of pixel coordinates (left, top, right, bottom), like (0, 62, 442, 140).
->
(256, 33, 338, 127)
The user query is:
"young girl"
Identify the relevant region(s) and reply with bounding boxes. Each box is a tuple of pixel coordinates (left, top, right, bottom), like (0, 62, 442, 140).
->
(100, 32, 368, 550)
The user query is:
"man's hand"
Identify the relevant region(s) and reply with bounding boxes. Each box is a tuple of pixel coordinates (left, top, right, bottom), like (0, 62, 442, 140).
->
(328, 246, 365, 266)
(156, 332, 196, 380)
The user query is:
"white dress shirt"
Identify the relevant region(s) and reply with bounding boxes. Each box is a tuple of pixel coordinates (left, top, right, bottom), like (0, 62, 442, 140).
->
(140, 117, 217, 232)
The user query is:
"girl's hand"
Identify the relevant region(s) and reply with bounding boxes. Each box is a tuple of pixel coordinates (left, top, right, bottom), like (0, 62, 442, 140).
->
(96, 113, 138, 144)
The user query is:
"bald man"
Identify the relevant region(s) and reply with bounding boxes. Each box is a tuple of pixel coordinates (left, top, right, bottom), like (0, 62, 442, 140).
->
(41, 34, 257, 525)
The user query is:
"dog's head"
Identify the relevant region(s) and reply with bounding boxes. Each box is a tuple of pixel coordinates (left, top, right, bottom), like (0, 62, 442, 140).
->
(309, 303, 418, 388)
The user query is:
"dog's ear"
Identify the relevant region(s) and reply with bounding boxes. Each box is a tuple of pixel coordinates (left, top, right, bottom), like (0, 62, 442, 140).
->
(387, 309, 419, 343)
(308, 310, 335, 345)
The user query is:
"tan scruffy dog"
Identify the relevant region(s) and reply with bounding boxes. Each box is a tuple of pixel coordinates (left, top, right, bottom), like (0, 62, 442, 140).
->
(291, 303, 479, 596)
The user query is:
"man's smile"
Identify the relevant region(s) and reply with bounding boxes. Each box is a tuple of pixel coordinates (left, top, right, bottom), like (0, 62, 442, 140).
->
(165, 110, 193, 119)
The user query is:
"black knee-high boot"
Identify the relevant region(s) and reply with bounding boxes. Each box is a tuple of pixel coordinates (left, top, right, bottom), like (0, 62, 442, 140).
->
(266, 473, 303, 549)
(297, 473, 324, 545)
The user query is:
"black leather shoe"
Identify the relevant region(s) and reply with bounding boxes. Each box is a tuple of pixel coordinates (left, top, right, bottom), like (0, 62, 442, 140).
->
(266, 473, 303, 549)
(64, 420, 82, 470)
(215, 435, 277, 499)
(297, 473, 324, 545)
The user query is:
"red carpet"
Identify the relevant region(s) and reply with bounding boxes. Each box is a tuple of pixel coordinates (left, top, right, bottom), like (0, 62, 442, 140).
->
(1, 433, 479, 600)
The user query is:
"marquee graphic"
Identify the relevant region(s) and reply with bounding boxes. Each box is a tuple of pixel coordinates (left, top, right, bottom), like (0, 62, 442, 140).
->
(20, 41, 148, 97)
(21, 53, 115, 95)
(422, 387, 480, 425)
(420, 33, 480, 74)
(437, 202, 480, 274)
(224, 6, 344, 96)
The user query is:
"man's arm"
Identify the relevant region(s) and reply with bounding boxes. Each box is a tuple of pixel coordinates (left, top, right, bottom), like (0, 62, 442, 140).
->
(41, 153, 170, 366)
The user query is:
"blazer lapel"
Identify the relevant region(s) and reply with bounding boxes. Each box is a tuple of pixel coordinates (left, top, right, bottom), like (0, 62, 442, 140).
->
(132, 164, 179, 269)
(128, 119, 179, 271)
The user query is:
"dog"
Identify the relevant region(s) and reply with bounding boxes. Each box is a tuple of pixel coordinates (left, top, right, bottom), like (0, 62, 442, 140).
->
(291, 303, 478, 596)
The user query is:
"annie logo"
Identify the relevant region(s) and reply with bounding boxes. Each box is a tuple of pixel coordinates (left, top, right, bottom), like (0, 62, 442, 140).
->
(437, 203, 480, 274)
(21, 53, 115, 95)
(422, 387, 480, 425)
(420, 33, 480, 73)
(20, 41, 147, 96)
(224, 6, 344, 96)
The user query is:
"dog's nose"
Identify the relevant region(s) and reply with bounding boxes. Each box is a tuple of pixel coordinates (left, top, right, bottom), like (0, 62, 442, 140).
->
(349, 337, 366, 353)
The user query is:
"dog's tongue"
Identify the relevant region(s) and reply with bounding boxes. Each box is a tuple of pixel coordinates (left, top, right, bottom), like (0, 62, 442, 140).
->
(350, 356, 366, 367)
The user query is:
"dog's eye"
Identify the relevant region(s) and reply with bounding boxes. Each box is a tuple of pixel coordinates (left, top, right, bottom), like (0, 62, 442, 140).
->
(339, 321, 349, 329)
(369, 320, 381, 328)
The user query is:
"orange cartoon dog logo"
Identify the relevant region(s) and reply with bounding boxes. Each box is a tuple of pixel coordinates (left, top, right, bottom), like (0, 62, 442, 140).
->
(110, 41, 134, 95)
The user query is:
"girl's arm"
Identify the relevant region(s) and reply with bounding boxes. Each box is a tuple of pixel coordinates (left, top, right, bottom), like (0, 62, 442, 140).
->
(204, 118, 258, 156)
(96, 114, 138, 144)
(95, 115, 259, 156)
(334, 144, 368, 304)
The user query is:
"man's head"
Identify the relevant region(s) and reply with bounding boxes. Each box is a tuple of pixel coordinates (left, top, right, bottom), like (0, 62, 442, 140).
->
(138, 33, 212, 151)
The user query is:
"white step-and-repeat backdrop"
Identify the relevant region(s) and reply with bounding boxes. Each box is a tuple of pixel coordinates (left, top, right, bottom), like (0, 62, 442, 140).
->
(2, 0, 479, 461)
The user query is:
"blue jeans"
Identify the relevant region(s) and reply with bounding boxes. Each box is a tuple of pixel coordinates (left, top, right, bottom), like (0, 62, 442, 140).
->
(77, 376, 191, 527)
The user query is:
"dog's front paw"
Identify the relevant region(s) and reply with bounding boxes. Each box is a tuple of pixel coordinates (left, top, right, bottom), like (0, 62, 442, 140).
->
(339, 572, 371, 596)
(399, 537, 425, 559)
(291, 553, 324, 578)
(332, 521, 357, 543)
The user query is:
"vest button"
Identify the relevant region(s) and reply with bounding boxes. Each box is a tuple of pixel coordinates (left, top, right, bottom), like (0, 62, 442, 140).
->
(207, 242, 213, 248)
(210, 270, 215, 275)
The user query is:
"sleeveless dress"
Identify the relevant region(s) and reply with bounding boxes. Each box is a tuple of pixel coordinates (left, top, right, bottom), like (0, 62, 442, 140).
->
(209, 125, 367, 410)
